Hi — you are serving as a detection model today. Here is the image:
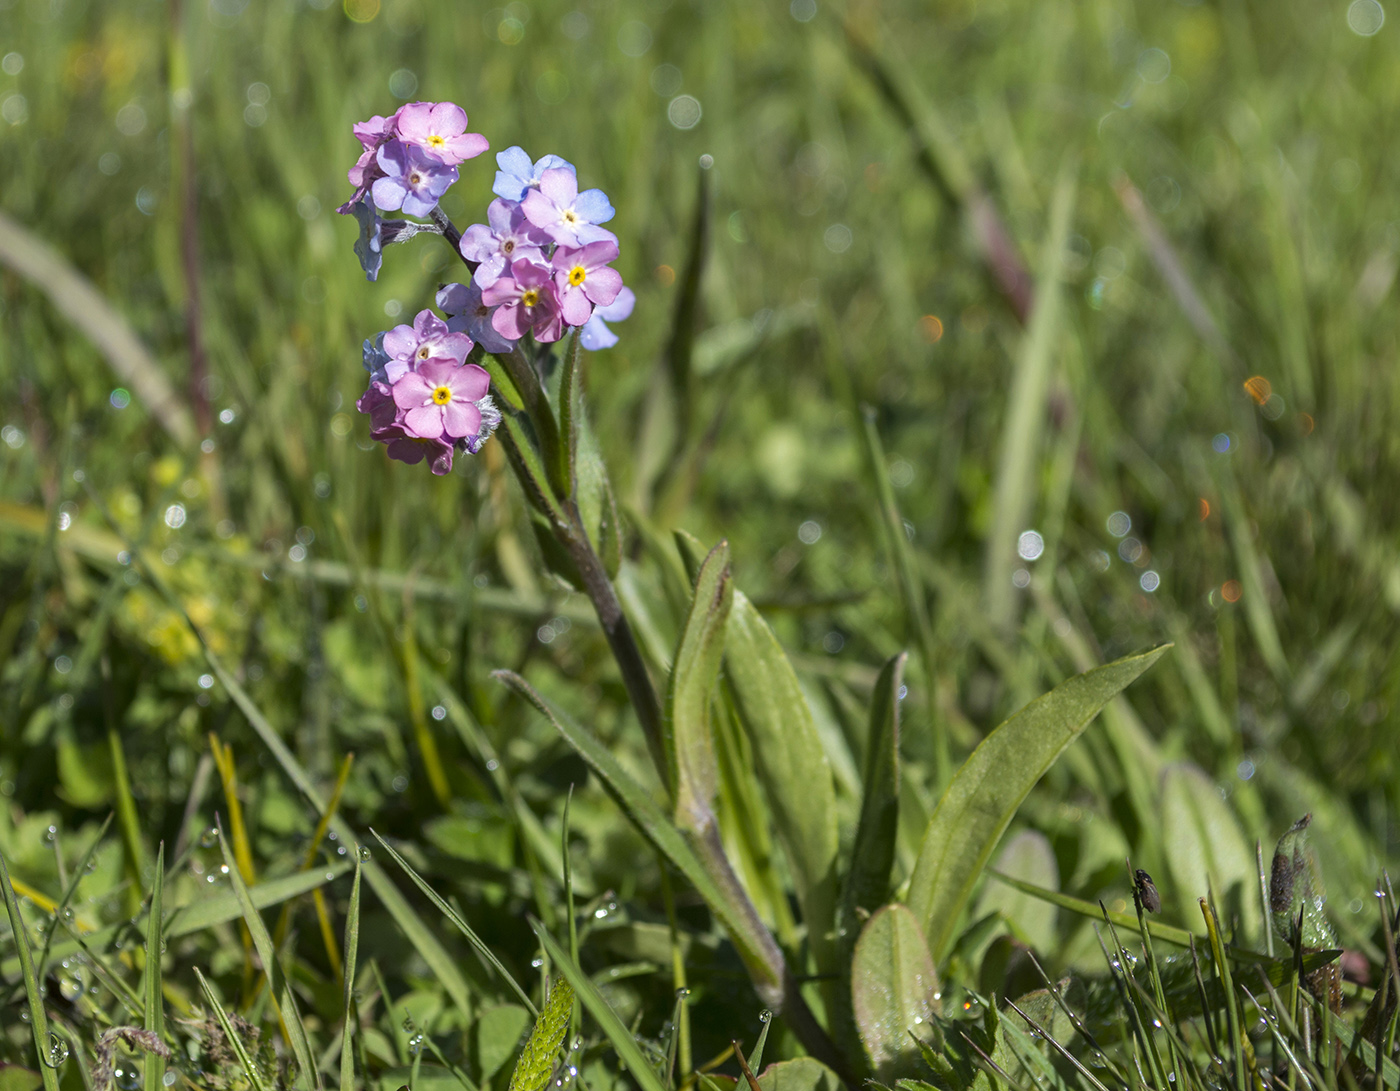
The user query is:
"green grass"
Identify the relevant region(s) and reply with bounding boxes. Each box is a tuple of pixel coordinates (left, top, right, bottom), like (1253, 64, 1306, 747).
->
(2, 0, 1399, 1089)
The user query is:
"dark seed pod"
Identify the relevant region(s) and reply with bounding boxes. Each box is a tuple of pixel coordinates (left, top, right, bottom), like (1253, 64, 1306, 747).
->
(1134, 869, 1161, 914)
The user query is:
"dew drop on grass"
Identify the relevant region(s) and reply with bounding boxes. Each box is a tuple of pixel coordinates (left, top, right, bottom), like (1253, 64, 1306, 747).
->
(758, 1009, 772, 1024)
(358, 845, 372, 861)
(200, 827, 218, 848)
(45, 1034, 69, 1067)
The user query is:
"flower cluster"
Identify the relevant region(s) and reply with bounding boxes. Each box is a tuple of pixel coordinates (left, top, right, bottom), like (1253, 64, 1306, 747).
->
(337, 100, 632, 474)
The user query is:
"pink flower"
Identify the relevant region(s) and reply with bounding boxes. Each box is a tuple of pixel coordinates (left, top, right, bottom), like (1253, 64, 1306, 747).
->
(395, 102, 489, 166)
(392, 359, 490, 440)
(521, 168, 617, 248)
(382, 309, 474, 382)
(380, 423, 457, 475)
(338, 109, 402, 213)
(482, 259, 564, 342)
(552, 240, 623, 327)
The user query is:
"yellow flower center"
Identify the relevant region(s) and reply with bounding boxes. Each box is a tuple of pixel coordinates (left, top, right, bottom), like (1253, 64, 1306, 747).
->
(432, 385, 453, 405)
(563, 210, 579, 225)
(568, 265, 587, 287)
(427, 134, 446, 150)
(521, 288, 540, 308)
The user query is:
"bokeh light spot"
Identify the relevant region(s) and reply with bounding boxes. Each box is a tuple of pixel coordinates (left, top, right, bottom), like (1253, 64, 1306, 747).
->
(918, 315, 944, 343)
(344, 0, 379, 22)
(1221, 580, 1242, 603)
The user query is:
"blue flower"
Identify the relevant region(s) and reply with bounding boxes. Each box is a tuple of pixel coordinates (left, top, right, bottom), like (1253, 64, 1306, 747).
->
(492, 145, 575, 202)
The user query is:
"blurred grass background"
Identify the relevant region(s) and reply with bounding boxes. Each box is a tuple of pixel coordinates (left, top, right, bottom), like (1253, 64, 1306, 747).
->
(2, 0, 1400, 1080)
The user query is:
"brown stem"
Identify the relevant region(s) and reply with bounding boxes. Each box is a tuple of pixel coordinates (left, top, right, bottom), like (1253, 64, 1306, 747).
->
(556, 507, 668, 790)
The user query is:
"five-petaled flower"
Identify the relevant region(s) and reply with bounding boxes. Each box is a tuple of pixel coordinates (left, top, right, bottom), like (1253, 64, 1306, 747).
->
(552, 240, 624, 327)
(372, 140, 458, 218)
(395, 101, 489, 166)
(482, 259, 564, 342)
(392, 360, 492, 441)
(521, 167, 617, 248)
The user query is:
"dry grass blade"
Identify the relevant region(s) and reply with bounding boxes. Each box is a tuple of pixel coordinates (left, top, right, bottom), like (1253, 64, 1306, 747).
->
(0, 209, 197, 448)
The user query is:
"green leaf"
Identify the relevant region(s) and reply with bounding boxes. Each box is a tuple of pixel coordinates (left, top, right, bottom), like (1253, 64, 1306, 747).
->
(0, 1068, 43, 1091)
(0, 846, 61, 1091)
(143, 842, 166, 1091)
(983, 158, 1077, 631)
(530, 923, 667, 1091)
(754, 1058, 843, 1091)
(495, 670, 784, 1001)
(851, 905, 940, 1080)
(217, 826, 320, 1091)
(557, 326, 583, 497)
(667, 541, 732, 829)
(1160, 762, 1260, 941)
(840, 652, 905, 928)
(974, 830, 1059, 954)
(474, 1006, 532, 1084)
(722, 586, 840, 975)
(1269, 813, 1336, 949)
(906, 644, 1170, 960)
(508, 978, 575, 1091)
(339, 860, 362, 1091)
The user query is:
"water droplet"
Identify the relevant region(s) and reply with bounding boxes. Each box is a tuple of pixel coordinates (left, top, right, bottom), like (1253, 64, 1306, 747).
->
(358, 845, 372, 861)
(675, 987, 691, 1000)
(58, 975, 82, 1001)
(45, 1034, 69, 1067)
(531, 957, 544, 968)
(402, 1016, 416, 1032)
(115, 1065, 140, 1090)
(758, 1009, 772, 1024)
(45, 825, 58, 842)
(200, 827, 218, 848)
(407, 1033, 425, 1056)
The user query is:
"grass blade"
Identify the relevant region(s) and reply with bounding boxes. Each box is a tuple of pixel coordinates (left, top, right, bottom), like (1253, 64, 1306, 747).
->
(983, 158, 1077, 632)
(494, 669, 786, 1006)
(216, 825, 321, 1091)
(0, 845, 62, 1091)
(340, 860, 362, 1091)
(369, 829, 537, 1015)
(194, 968, 271, 1091)
(0, 209, 198, 447)
(143, 843, 166, 1091)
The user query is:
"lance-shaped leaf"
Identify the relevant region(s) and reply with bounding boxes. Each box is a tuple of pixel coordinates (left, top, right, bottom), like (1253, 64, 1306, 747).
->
(907, 645, 1170, 961)
(1270, 814, 1336, 949)
(666, 541, 733, 830)
(713, 541, 839, 976)
(840, 652, 905, 930)
(851, 905, 940, 1079)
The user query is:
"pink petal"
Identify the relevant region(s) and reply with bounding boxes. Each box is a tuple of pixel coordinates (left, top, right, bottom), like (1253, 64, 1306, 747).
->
(441, 400, 482, 439)
(403, 404, 445, 438)
(392, 373, 435, 409)
(456, 363, 491, 401)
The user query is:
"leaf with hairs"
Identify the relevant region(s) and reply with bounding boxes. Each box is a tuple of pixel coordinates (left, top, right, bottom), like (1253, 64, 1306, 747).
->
(508, 978, 575, 1091)
(907, 645, 1170, 960)
(530, 924, 666, 1091)
(851, 905, 940, 1079)
(667, 541, 732, 829)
